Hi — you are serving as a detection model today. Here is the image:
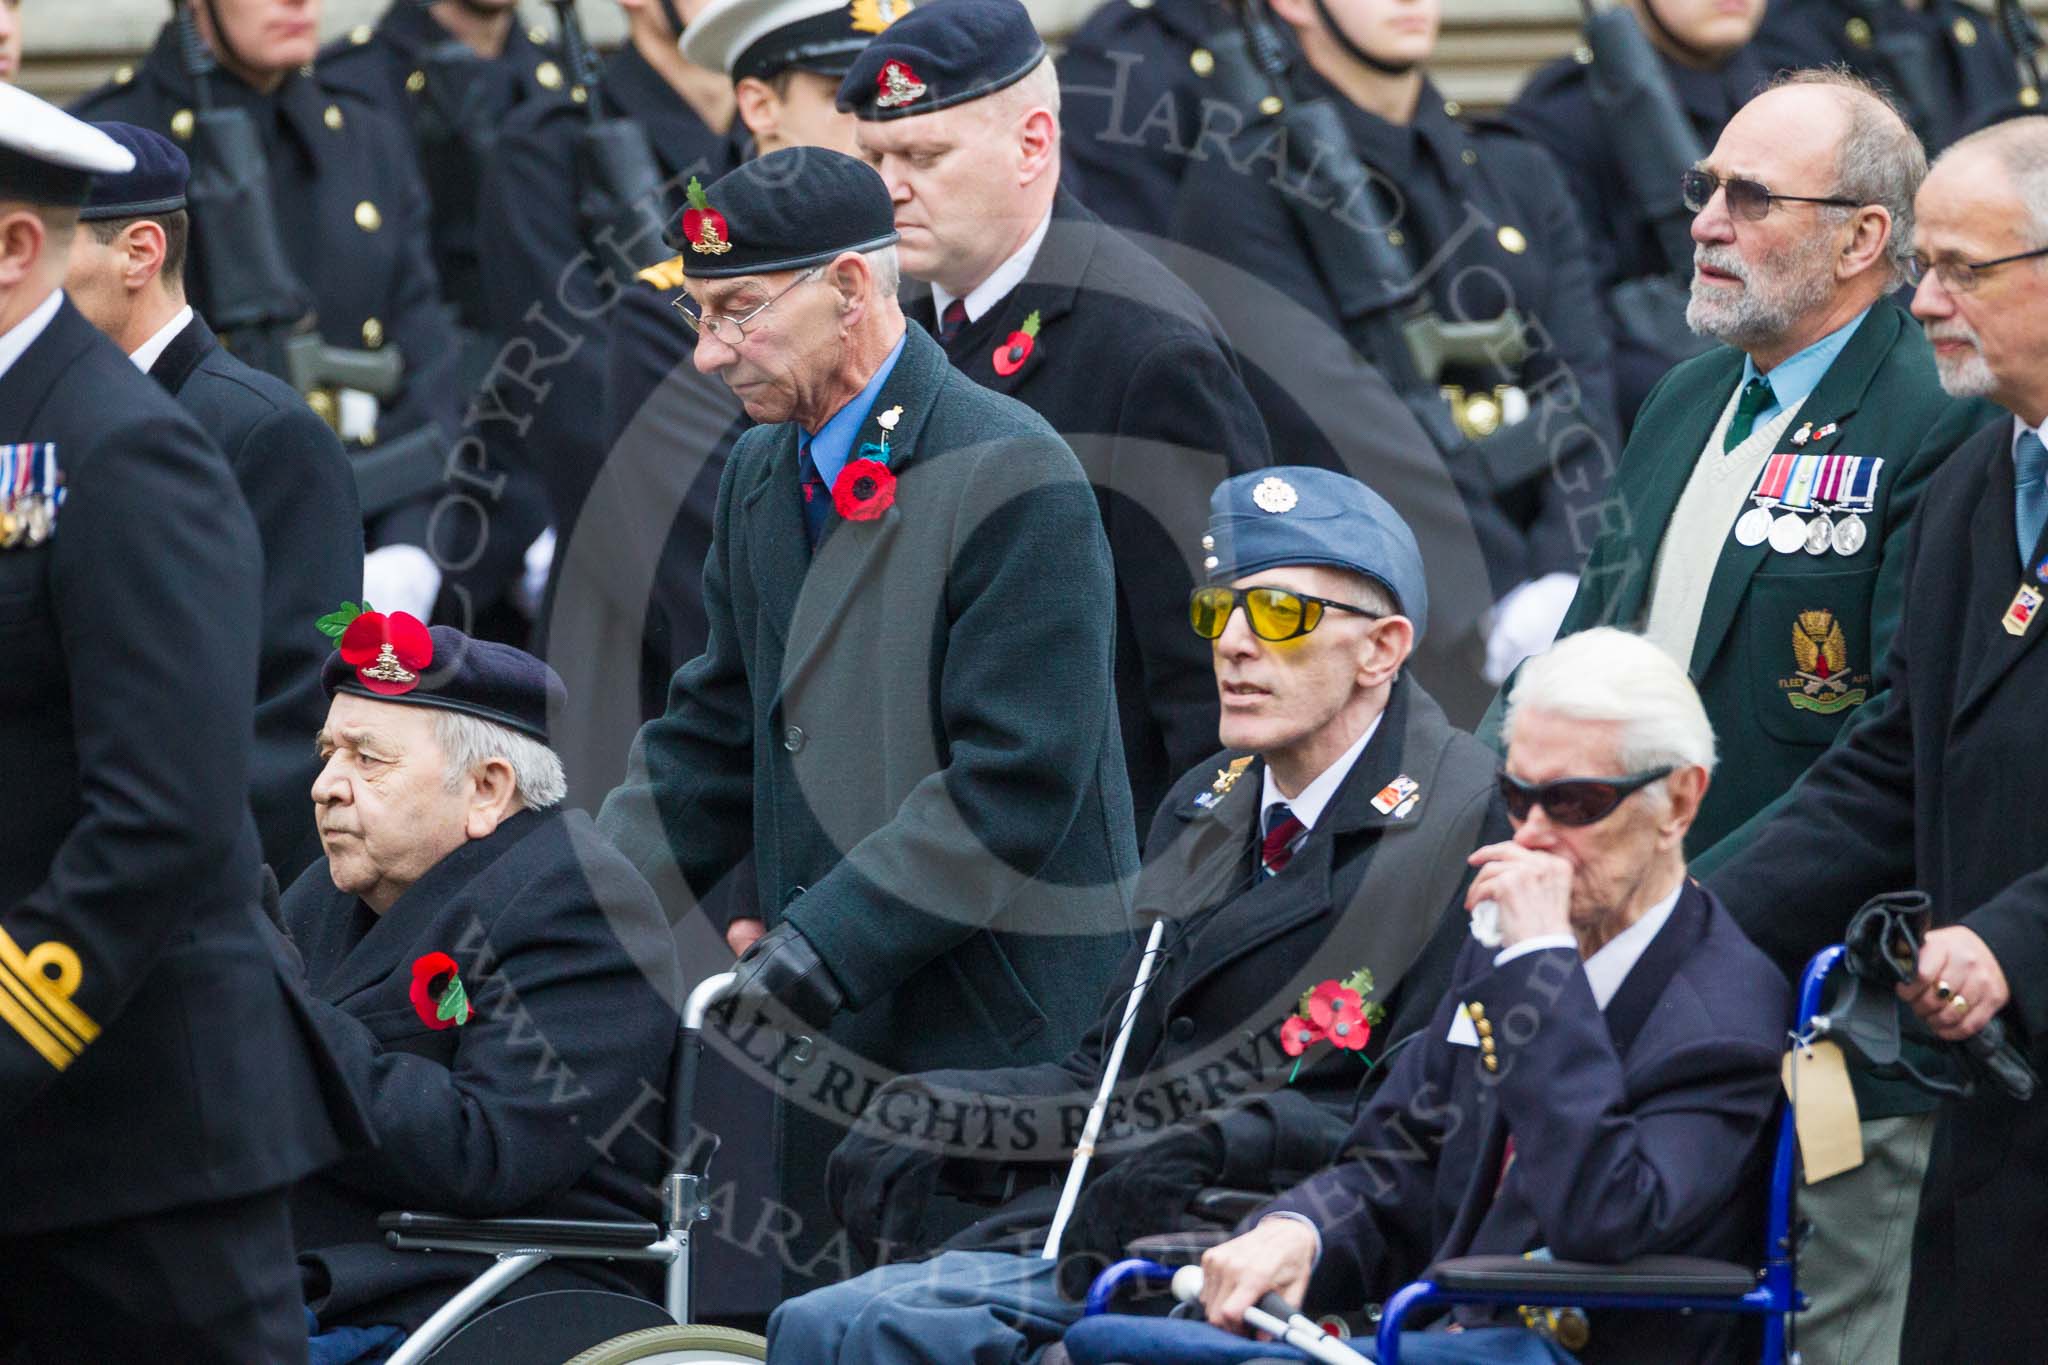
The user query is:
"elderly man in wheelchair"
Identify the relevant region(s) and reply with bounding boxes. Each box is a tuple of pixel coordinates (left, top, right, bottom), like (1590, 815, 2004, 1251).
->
(1063, 628, 1791, 1365)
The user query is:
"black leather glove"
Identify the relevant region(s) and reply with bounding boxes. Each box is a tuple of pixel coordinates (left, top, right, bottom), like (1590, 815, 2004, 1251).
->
(725, 920, 843, 1030)
(826, 1076, 954, 1265)
(1055, 1121, 1225, 1299)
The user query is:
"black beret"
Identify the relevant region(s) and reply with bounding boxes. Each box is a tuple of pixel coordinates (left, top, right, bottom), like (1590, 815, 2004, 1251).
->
(322, 615, 566, 744)
(671, 147, 898, 279)
(80, 122, 189, 222)
(835, 0, 1046, 120)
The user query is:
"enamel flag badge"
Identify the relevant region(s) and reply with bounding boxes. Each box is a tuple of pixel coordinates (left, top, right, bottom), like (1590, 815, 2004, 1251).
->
(1371, 774, 1421, 818)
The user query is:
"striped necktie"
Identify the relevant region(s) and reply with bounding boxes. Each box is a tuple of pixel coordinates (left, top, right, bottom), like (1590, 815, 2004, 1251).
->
(799, 441, 829, 549)
(937, 298, 968, 343)
(1260, 805, 1306, 879)
(2016, 429, 2048, 566)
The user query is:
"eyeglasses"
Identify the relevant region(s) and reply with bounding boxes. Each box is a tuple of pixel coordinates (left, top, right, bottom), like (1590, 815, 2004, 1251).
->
(1904, 245, 2048, 294)
(1498, 766, 1675, 828)
(673, 266, 823, 344)
(1188, 585, 1383, 642)
(1680, 168, 1861, 222)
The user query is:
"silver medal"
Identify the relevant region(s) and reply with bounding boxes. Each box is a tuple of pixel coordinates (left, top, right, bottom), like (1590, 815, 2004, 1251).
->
(1831, 513, 1867, 556)
(1805, 514, 1834, 555)
(1734, 505, 1774, 547)
(1769, 512, 1810, 555)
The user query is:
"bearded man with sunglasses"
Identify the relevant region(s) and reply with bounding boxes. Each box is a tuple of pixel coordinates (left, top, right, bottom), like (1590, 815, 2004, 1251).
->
(1070, 626, 1786, 1365)
(769, 465, 1506, 1362)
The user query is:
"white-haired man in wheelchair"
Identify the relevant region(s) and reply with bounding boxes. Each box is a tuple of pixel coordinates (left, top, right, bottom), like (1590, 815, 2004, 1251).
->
(1064, 628, 1789, 1365)
(269, 614, 683, 1357)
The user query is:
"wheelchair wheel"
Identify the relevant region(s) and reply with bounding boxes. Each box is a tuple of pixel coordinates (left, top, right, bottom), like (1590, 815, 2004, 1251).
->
(560, 1323, 767, 1363)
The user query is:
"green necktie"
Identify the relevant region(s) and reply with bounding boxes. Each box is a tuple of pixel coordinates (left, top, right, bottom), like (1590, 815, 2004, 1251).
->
(1724, 376, 1777, 452)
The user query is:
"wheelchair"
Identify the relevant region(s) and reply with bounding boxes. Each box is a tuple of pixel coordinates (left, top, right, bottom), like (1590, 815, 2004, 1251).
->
(1073, 945, 1848, 1365)
(378, 971, 767, 1365)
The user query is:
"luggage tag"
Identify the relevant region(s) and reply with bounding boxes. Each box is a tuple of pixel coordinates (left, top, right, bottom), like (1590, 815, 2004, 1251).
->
(1782, 1039, 1864, 1182)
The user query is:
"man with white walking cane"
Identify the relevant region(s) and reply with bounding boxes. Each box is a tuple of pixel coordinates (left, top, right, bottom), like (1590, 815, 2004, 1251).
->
(767, 466, 1509, 1361)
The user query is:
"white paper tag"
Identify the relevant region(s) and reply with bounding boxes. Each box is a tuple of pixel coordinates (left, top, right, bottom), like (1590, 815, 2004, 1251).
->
(1446, 1003, 1480, 1048)
(338, 388, 381, 444)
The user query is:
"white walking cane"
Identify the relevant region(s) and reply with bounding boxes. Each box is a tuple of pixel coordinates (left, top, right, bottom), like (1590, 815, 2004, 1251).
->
(1040, 915, 1169, 1261)
(1170, 1267, 1372, 1365)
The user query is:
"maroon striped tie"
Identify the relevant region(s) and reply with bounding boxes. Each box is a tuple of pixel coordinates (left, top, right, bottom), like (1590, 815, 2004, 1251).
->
(1261, 807, 1305, 878)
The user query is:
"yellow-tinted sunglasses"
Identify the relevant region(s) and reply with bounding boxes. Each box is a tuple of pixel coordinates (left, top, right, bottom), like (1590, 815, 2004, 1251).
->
(1188, 585, 1383, 642)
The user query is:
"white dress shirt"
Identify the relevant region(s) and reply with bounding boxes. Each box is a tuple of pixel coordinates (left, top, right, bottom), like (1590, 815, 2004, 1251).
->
(930, 210, 1053, 325)
(127, 304, 194, 374)
(1258, 710, 1384, 837)
(0, 289, 64, 385)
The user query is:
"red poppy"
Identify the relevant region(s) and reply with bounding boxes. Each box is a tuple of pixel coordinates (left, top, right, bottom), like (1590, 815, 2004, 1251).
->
(992, 308, 1043, 378)
(832, 457, 896, 521)
(338, 610, 432, 696)
(1306, 981, 1363, 1030)
(1279, 1015, 1323, 1058)
(680, 176, 733, 256)
(408, 951, 473, 1030)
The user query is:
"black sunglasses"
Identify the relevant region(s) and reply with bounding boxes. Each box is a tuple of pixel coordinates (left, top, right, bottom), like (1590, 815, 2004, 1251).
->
(1498, 766, 1675, 827)
(1680, 168, 1860, 223)
(1188, 585, 1383, 642)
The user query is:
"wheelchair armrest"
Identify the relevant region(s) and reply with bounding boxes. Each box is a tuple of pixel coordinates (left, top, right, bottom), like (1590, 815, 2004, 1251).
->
(378, 1211, 664, 1250)
(1188, 1187, 1268, 1224)
(1124, 1227, 1230, 1267)
(1425, 1253, 1758, 1300)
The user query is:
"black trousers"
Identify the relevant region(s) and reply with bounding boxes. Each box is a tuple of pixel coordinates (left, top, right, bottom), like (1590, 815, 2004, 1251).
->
(0, 1186, 304, 1364)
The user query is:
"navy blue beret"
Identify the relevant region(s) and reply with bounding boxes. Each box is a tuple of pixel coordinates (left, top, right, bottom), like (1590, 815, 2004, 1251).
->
(322, 622, 566, 744)
(673, 147, 899, 279)
(1203, 467, 1430, 640)
(80, 122, 189, 222)
(835, 0, 1046, 120)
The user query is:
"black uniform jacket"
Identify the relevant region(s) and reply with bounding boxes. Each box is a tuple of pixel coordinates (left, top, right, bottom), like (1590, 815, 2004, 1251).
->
(75, 25, 464, 550)
(319, 4, 567, 333)
(1170, 69, 1620, 608)
(0, 297, 358, 1234)
(148, 310, 364, 886)
(855, 678, 1509, 1248)
(1505, 45, 1771, 427)
(284, 807, 681, 1330)
(906, 187, 1272, 828)
(1263, 882, 1788, 1365)
(1708, 415, 2048, 1362)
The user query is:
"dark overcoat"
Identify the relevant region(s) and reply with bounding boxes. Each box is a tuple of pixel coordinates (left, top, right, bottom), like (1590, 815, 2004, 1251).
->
(1708, 415, 2048, 1362)
(598, 322, 1138, 1281)
(1263, 883, 1788, 1365)
(148, 311, 363, 886)
(283, 807, 680, 1330)
(906, 186, 1272, 828)
(0, 297, 355, 1236)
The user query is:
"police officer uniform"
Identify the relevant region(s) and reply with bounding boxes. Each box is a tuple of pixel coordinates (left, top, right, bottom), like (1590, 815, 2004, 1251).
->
(1756, 0, 2019, 151)
(282, 626, 681, 1334)
(0, 86, 361, 1362)
(72, 20, 465, 560)
(1507, 38, 1771, 427)
(83, 121, 365, 887)
(838, 0, 1275, 828)
(596, 149, 1137, 1291)
(320, 3, 568, 342)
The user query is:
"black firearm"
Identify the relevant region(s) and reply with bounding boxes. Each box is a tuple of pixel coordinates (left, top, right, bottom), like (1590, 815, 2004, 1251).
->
(1996, 0, 2046, 112)
(552, 0, 677, 277)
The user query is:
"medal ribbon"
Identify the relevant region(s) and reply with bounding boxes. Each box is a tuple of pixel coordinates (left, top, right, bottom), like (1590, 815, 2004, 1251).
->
(1780, 455, 1824, 511)
(38, 445, 60, 509)
(1754, 451, 1797, 504)
(1840, 456, 1880, 512)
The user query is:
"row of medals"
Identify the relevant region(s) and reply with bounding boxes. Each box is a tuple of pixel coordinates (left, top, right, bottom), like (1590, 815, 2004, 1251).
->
(1733, 500, 1867, 557)
(0, 494, 55, 549)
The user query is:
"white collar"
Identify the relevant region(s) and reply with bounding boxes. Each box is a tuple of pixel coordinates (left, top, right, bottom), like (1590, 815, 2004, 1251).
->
(1581, 879, 1685, 1010)
(2013, 414, 2048, 473)
(129, 304, 194, 374)
(0, 289, 65, 385)
(1259, 709, 1384, 835)
(930, 209, 1053, 326)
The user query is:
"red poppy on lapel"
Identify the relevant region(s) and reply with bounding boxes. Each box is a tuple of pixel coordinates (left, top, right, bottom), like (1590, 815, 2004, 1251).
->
(832, 457, 896, 521)
(409, 951, 474, 1030)
(992, 309, 1041, 377)
(338, 609, 432, 696)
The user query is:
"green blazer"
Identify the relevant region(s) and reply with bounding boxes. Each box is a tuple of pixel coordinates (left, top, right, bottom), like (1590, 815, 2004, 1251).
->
(1485, 298, 1997, 869)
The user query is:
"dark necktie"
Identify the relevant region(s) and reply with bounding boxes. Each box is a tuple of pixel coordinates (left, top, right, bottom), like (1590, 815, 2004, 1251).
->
(2016, 429, 2048, 566)
(937, 298, 968, 344)
(799, 441, 829, 549)
(1260, 804, 1306, 879)
(1723, 375, 1777, 452)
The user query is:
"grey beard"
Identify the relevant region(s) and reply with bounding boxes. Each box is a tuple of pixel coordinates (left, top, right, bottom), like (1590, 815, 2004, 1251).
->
(1685, 240, 1838, 353)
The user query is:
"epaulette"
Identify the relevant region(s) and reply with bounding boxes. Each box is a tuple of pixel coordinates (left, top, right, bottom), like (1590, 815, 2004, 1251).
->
(635, 255, 689, 291)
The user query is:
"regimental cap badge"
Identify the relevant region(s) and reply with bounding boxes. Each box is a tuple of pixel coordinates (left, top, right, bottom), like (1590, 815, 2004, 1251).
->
(875, 58, 928, 109)
(1193, 754, 1255, 809)
(681, 176, 733, 256)
(319, 600, 433, 696)
(1251, 475, 1299, 514)
(849, 0, 914, 35)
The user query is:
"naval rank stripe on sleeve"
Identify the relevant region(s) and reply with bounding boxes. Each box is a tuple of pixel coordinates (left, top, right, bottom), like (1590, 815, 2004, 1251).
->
(0, 929, 99, 1071)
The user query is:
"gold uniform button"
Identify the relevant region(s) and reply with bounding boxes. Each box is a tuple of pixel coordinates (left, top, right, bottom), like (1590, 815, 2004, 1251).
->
(113, 64, 135, 86)
(350, 24, 373, 45)
(1462, 148, 1478, 165)
(1130, 0, 1156, 9)
(1953, 16, 1977, 45)
(1259, 94, 1284, 115)
(361, 317, 384, 349)
(2026, 87, 2044, 109)
(1190, 48, 1215, 76)
(355, 200, 383, 232)
(1845, 16, 1873, 47)
(1467, 1002, 1485, 1021)
(308, 389, 339, 427)
(1497, 224, 1528, 254)
(406, 69, 427, 94)
(571, 85, 589, 104)
(1483, 1054, 1500, 1072)
(170, 108, 195, 141)
(1443, 99, 1462, 117)
(1476, 1018, 1493, 1037)
(1572, 44, 1594, 64)
(529, 24, 550, 44)
(536, 60, 563, 90)
(323, 103, 344, 130)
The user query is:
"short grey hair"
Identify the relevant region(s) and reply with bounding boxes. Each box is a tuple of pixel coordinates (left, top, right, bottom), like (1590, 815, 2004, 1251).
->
(1771, 68, 1925, 284)
(1505, 628, 1718, 777)
(431, 710, 566, 810)
(862, 243, 900, 299)
(1942, 116, 2048, 242)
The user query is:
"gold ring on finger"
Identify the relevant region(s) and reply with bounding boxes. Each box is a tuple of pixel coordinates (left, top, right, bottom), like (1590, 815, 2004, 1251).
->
(1950, 994, 1968, 1014)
